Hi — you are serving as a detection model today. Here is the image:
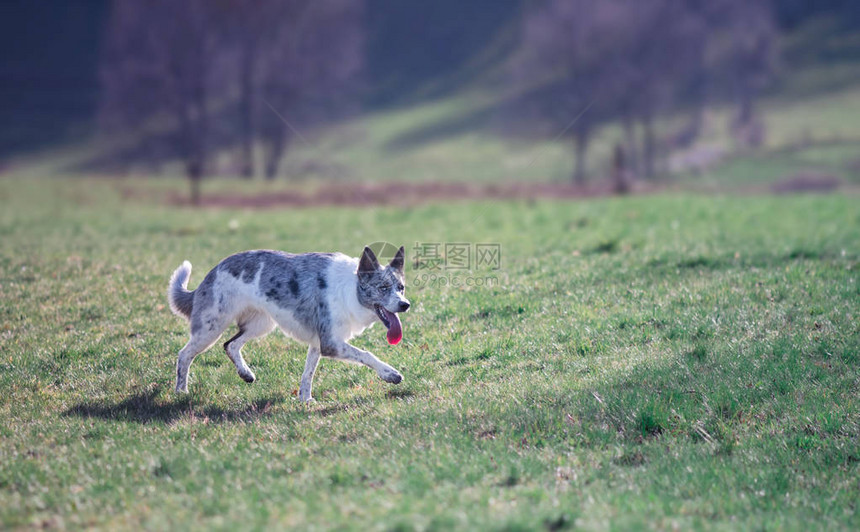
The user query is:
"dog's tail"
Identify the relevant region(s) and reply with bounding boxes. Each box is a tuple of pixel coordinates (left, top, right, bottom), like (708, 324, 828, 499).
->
(167, 261, 194, 320)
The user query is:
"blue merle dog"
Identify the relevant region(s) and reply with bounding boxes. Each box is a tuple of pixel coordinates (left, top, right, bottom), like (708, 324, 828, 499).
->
(167, 246, 409, 402)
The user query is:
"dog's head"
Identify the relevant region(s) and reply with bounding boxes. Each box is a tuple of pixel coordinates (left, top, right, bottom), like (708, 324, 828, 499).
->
(357, 245, 409, 345)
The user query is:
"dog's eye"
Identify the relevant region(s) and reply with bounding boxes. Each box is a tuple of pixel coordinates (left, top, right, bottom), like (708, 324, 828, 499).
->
(396, 283, 405, 292)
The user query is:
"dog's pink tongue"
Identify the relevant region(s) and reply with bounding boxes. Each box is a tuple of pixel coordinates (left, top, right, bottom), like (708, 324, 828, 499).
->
(381, 308, 402, 345)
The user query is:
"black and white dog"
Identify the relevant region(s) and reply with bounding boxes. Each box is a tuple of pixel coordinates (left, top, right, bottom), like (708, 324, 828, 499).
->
(167, 246, 409, 402)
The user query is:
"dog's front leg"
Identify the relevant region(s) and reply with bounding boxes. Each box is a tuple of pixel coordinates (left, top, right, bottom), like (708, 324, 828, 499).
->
(324, 342, 402, 384)
(299, 345, 321, 403)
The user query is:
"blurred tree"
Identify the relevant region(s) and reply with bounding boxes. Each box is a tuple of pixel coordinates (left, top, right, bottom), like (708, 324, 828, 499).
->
(218, 0, 283, 179)
(514, 0, 623, 185)
(99, 0, 363, 200)
(607, 0, 707, 179)
(707, 0, 776, 148)
(99, 0, 226, 204)
(255, 0, 364, 179)
(219, 0, 363, 180)
(515, 0, 775, 182)
(516, 0, 707, 183)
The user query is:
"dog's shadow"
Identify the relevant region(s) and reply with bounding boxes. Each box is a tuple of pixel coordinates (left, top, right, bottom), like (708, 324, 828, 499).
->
(313, 387, 415, 416)
(65, 384, 417, 425)
(64, 385, 286, 425)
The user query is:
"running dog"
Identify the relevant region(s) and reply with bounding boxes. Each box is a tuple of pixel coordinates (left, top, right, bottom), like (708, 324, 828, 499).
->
(167, 246, 409, 402)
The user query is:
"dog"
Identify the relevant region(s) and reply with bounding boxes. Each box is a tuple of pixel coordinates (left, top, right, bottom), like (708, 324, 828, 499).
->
(167, 246, 409, 402)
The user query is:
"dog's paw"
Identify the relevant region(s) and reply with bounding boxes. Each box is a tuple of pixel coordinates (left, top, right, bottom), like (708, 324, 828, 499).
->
(299, 394, 314, 404)
(298, 385, 314, 403)
(238, 369, 256, 383)
(380, 369, 403, 384)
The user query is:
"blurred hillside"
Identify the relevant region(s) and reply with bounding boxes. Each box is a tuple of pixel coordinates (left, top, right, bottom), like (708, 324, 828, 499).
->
(2, 0, 860, 196)
(0, 0, 521, 160)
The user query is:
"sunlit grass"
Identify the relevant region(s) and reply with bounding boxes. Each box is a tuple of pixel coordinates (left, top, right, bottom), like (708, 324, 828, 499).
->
(0, 178, 857, 529)
(9, 70, 860, 193)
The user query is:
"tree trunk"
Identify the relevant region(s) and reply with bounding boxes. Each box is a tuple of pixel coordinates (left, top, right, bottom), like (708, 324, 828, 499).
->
(641, 113, 656, 180)
(179, 97, 206, 205)
(263, 126, 287, 180)
(238, 40, 257, 179)
(186, 56, 208, 202)
(623, 115, 638, 180)
(187, 160, 202, 206)
(736, 75, 755, 128)
(264, 151, 280, 180)
(612, 143, 630, 195)
(572, 131, 588, 186)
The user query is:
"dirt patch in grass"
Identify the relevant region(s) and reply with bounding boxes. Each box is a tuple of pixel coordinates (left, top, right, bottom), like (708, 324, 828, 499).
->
(167, 179, 642, 208)
(770, 171, 842, 193)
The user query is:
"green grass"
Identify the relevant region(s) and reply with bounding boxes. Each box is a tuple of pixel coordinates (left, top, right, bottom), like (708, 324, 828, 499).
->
(1, 178, 858, 529)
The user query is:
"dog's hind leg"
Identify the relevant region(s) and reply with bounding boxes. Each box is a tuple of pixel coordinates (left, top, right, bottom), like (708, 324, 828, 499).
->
(224, 311, 275, 384)
(299, 345, 321, 403)
(175, 316, 232, 393)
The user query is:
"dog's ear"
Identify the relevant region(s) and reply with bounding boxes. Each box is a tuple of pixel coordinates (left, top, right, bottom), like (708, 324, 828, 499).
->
(389, 246, 405, 274)
(358, 246, 380, 275)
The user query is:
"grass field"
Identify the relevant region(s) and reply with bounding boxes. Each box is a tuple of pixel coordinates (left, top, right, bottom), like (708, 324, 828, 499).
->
(0, 177, 857, 529)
